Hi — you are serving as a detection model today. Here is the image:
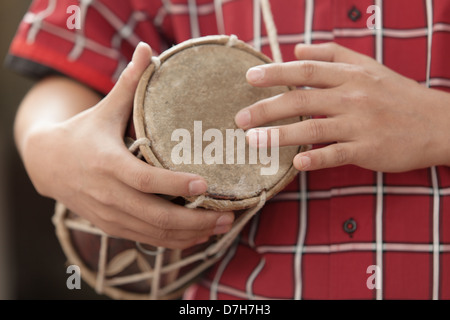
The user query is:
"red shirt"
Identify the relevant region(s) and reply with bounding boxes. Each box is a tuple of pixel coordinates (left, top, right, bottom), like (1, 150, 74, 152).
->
(8, 0, 450, 300)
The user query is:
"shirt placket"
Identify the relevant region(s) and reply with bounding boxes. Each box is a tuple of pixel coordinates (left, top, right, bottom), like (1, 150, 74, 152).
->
(327, 0, 378, 299)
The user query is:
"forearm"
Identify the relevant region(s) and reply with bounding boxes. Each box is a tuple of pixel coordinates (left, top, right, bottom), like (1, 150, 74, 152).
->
(14, 76, 102, 158)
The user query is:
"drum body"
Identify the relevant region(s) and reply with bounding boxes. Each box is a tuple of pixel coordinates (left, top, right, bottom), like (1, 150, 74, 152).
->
(53, 35, 309, 300)
(53, 203, 221, 300)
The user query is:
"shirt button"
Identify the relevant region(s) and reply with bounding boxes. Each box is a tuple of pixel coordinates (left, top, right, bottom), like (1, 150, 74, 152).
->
(348, 6, 362, 22)
(343, 218, 357, 236)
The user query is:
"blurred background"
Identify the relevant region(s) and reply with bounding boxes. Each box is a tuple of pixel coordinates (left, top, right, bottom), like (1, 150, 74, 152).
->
(0, 1, 103, 299)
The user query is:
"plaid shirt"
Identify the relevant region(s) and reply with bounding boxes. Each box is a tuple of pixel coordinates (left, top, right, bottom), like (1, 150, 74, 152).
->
(7, 0, 450, 300)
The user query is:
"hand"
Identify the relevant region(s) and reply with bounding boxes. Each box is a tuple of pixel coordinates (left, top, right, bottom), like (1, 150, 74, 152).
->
(20, 43, 234, 249)
(235, 42, 450, 172)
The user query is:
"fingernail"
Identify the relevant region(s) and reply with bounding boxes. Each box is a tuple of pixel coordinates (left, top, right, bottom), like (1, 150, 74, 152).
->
(216, 214, 233, 226)
(235, 110, 251, 128)
(247, 67, 265, 82)
(189, 180, 207, 195)
(136, 41, 148, 51)
(132, 42, 148, 62)
(299, 156, 311, 170)
(132, 44, 142, 62)
(213, 225, 231, 235)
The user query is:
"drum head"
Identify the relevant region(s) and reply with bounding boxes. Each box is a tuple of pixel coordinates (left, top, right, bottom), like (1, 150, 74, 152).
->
(134, 35, 308, 210)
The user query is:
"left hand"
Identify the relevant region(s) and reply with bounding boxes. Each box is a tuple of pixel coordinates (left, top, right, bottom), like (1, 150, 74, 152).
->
(235, 42, 450, 172)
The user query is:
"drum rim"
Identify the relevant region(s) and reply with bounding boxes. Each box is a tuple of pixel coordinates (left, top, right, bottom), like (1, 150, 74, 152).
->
(133, 35, 309, 211)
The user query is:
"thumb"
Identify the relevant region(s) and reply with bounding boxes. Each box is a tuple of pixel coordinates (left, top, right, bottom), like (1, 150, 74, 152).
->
(102, 42, 153, 125)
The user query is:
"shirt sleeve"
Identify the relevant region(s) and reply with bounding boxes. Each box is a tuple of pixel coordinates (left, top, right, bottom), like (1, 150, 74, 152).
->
(6, 0, 167, 95)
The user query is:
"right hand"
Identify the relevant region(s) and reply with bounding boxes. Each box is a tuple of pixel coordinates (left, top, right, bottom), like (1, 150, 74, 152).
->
(20, 42, 235, 249)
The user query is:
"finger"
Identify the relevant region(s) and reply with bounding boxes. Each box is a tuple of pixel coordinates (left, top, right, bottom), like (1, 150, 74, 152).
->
(84, 203, 214, 249)
(295, 42, 374, 66)
(102, 42, 153, 123)
(114, 150, 208, 197)
(246, 60, 354, 88)
(127, 193, 235, 232)
(89, 181, 235, 232)
(119, 228, 212, 249)
(247, 118, 347, 148)
(235, 88, 337, 130)
(293, 143, 354, 171)
(90, 204, 229, 249)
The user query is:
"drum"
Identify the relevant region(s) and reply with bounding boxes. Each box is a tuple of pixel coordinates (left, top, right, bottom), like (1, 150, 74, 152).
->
(53, 35, 310, 300)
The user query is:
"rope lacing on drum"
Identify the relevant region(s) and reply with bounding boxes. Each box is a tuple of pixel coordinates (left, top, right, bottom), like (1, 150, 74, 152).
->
(260, 0, 282, 63)
(225, 34, 238, 47)
(151, 56, 161, 70)
(184, 195, 207, 209)
(128, 137, 151, 153)
(127, 137, 151, 160)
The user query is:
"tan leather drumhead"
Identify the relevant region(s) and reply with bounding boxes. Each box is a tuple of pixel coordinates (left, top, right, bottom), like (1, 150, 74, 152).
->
(134, 36, 307, 210)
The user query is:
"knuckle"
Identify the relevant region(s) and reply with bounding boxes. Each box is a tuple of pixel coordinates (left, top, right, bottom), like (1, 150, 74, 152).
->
(308, 150, 325, 170)
(340, 89, 369, 106)
(334, 145, 350, 166)
(91, 189, 116, 208)
(300, 61, 316, 81)
(152, 209, 171, 229)
(92, 146, 119, 167)
(100, 209, 118, 224)
(154, 228, 171, 241)
(124, 194, 146, 218)
(347, 65, 368, 80)
(89, 150, 122, 179)
(316, 151, 327, 169)
(292, 90, 310, 111)
(306, 120, 325, 141)
(278, 126, 291, 144)
(89, 155, 110, 175)
(368, 73, 385, 86)
(255, 100, 271, 122)
(134, 170, 155, 192)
